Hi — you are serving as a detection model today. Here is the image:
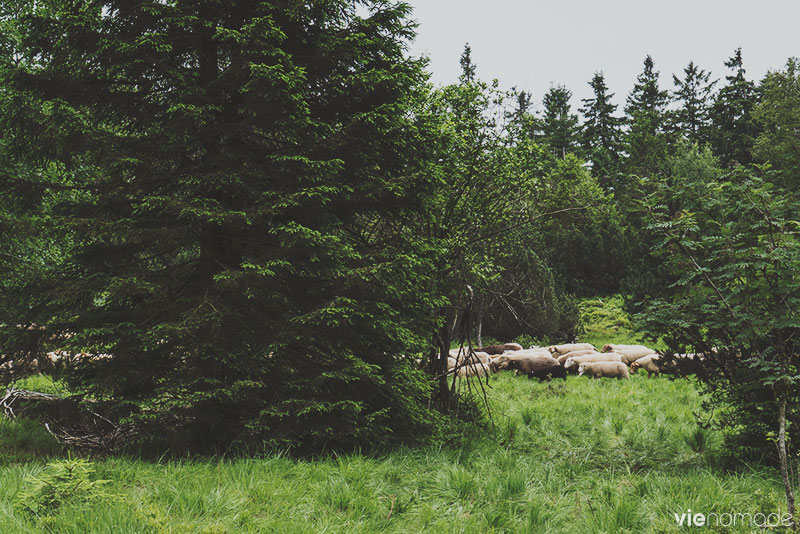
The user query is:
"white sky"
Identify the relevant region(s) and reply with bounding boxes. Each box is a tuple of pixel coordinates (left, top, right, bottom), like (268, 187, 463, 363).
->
(405, 0, 800, 114)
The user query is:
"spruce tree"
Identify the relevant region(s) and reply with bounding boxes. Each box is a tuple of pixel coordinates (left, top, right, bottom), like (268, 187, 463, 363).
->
(540, 84, 580, 159)
(624, 55, 670, 179)
(580, 72, 623, 191)
(711, 48, 759, 166)
(0, 0, 441, 452)
(459, 43, 476, 83)
(671, 61, 716, 145)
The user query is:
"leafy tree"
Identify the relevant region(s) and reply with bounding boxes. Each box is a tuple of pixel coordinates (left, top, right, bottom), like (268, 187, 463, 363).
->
(711, 48, 759, 166)
(623, 55, 671, 180)
(580, 71, 623, 191)
(752, 58, 800, 188)
(540, 84, 581, 159)
(671, 61, 717, 145)
(0, 0, 444, 452)
(420, 53, 592, 396)
(533, 155, 628, 296)
(636, 163, 800, 524)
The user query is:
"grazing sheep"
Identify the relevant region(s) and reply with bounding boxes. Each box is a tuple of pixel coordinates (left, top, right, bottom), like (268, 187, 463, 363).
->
(630, 354, 662, 378)
(563, 352, 623, 372)
(578, 361, 630, 379)
(476, 343, 524, 355)
(507, 360, 566, 381)
(449, 347, 465, 360)
(556, 349, 598, 365)
(548, 343, 596, 356)
(454, 361, 491, 377)
(601, 344, 656, 358)
(491, 351, 558, 372)
(449, 349, 491, 365)
(615, 349, 657, 365)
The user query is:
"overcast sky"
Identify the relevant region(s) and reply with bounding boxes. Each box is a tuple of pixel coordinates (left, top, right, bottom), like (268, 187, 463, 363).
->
(405, 0, 800, 114)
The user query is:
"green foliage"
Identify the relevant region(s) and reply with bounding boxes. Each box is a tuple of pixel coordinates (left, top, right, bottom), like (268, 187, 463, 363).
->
(0, 0, 443, 453)
(536, 155, 629, 295)
(634, 153, 800, 515)
(753, 57, 800, 187)
(419, 48, 592, 389)
(15, 456, 114, 517)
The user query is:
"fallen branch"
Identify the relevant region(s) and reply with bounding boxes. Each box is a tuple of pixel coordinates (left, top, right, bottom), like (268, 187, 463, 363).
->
(1, 388, 136, 454)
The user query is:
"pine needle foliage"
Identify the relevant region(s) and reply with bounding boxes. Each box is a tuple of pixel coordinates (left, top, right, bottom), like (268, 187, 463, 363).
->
(0, 0, 444, 453)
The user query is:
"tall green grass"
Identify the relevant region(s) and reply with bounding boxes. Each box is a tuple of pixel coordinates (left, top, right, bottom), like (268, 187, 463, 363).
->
(0, 373, 787, 533)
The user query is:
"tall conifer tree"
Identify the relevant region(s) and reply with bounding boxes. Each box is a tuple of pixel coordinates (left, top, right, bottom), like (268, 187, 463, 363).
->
(540, 84, 580, 159)
(671, 61, 716, 145)
(624, 55, 670, 179)
(580, 72, 623, 191)
(0, 0, 441, 452)
(711, 48, 759, 166)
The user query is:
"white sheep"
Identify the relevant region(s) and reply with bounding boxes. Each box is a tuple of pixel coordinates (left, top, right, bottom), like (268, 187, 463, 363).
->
(564, 352, 623, 372)
(548, 343, 596, 356)
(578, 361, 630, 379)
(630, 354, 662, 377)
(556, 349, 598, 365)
(601, 344, 656, 360)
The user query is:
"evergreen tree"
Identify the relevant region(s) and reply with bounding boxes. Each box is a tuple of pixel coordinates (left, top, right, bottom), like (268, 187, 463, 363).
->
(540, 84, 580, 159)
(671, 61, 716, 145)
(0, 0, 442, 452)
(753, 58, 800, 188)
(711, 48, 759, 166)
(580, 71, 623, 191)
(624, 55, 670, 179)
(459, 43, 476, 83)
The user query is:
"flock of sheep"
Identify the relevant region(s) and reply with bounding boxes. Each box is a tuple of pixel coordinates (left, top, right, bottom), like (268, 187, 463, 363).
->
(447, 342, 696, 381)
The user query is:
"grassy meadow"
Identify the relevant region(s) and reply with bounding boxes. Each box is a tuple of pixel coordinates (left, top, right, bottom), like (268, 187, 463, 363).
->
(0, 371, 788, 533)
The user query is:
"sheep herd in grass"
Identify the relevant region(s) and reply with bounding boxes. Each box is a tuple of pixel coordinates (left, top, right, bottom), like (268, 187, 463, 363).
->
(447, 341, 699, 381)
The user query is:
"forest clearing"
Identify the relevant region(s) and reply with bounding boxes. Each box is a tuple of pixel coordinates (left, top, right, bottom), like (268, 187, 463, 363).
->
(2, 0, 799, 532)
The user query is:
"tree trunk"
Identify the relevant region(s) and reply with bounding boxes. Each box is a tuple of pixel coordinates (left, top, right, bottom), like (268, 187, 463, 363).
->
(778, 392, 796, 528)
(476, 310, 483, 348)
(432, 309, 457, 412)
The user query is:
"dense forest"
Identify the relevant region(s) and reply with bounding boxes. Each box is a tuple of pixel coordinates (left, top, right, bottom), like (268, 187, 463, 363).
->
(1, 3, 800, 512)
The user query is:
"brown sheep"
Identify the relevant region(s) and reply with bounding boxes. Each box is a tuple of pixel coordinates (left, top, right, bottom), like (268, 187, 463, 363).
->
(507, 359, 566, 381)
(491, 351, 557, 372)
(476, 343, 524, 355)
(578, 361, 630, 379)
(601, 344, 656, 359)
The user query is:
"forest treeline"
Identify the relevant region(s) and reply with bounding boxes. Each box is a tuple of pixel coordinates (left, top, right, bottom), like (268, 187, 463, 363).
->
(1, 0, 799, 473)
